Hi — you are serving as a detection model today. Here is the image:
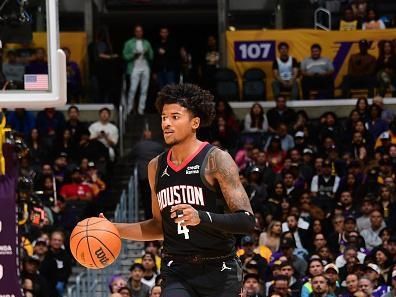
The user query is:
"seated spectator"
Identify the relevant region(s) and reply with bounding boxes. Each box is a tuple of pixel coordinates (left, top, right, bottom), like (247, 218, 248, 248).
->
(362, 8, 386, 30)
(55, 128, 79, 164)
(301, 258, 324, 297)
(351, 0, 368, 23)
(360, 209, 386, 251)
(259, 220, 282, 252)
(21, 255, 50, 297)
(62, 47, 82, 103)
(366, 104, 389, 141)
(265, 135, 286, 174)
(149, 285, 161, 297)
(358, 277, 374, 297)
(310, 274, 334, 297)
(65, 105, 86, 146)
(82, 161, 106, 198)
(365, 263, 390, 297)
(108, 274, 127, 297)
(3, 50, 25, 87)
(7, 108, 35, 139)
(238, 235, 268, 282)
(127, 263, 151, 297)
(36, 107, 66, 152)
(267, 96, 296, 133)
(78, 128, 109, 167)
(342, 39, 376, 98)
(25, 47, 48, 74)
(301, 44, 334, 99)
(272, 42, 299, 100)
(242, 273, 263, 297)
(59, 167, 93, 201)
(372, 96, 395, 124)
(339, 6, 361, 31)
(140, 253, 158, 289)
(89, 107, 119, 162)
(265, 123, 294, 152)
(243, 103, 269, 133)
(376, 41, 396, 97)
(40, 230, 72, 297)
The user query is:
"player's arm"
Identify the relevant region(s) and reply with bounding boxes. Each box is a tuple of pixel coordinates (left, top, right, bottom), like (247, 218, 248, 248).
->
(171, 148, 255, 234)
(108, 157, 164, 241)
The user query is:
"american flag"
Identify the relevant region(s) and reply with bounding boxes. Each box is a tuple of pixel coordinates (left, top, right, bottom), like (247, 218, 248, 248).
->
(24, 74, 49, 90)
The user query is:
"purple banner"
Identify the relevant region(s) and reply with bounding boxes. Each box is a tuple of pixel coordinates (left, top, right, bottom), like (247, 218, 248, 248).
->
(234, 40, 276, 62)
(0, 143, 23, 297)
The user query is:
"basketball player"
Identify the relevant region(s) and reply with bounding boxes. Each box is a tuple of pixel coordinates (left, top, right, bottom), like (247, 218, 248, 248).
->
(103, 84, 255, 296)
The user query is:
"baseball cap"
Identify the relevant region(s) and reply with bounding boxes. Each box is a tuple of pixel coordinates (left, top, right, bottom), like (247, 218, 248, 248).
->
(380, 131, 390, 139)
(34, 238, 47, 246)
(58, 151, 68, 158)
(243, 273, 260, 283)
(367, 263, 380, 274)
(324, 263, 339, 274)
(272, 135, 281, 142)
(303, 148, 313, 155)
(280, 238, 295, 249)
(295, 131, 305, 138)
(249, 166, 261, 174)
(241, 235, 254, 245)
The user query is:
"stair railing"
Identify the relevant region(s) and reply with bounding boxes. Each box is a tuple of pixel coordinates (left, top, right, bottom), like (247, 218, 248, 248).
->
(314, 7, 331, 30)
(66, 165, 139, 297)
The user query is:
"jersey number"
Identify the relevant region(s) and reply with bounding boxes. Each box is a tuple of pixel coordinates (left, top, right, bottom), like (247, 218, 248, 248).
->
(177, 222, 190, 239)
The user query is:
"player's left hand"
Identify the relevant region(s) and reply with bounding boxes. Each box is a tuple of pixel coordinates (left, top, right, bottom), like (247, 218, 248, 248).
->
(170, 204, 201, 227)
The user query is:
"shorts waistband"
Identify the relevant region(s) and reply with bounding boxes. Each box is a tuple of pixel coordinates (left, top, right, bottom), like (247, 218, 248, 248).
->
(162, 252, 235, 264)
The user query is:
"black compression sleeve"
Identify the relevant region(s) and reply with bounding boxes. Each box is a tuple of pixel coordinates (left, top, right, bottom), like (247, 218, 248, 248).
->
(197, 210, 255, 234)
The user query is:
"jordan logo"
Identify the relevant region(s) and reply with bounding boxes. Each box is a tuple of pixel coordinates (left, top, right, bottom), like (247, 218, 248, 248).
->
(221, 262, 232, 272)
(161, 165, 170, 178)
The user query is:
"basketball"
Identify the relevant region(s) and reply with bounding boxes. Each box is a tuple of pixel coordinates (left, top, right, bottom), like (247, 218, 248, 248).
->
(69, 217, 121, 269)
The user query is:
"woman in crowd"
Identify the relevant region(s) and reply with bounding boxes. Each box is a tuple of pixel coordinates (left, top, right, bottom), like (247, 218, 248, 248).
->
(259, 220, 282, 253)
(244, 102, 269, 133)
(376, 40, 396, 97)
(362, 8, 386, 30)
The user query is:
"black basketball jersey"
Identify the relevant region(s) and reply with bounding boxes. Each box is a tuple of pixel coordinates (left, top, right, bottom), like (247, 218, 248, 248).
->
(155, 142, 235, 257)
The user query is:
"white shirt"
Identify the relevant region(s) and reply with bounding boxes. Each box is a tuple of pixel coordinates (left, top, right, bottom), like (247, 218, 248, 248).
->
(134, 40, 148, 70)
(89, 121, 119, 161)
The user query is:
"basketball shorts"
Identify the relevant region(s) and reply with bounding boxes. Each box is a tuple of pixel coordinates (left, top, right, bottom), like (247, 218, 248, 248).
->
(160, 256, 243, 297)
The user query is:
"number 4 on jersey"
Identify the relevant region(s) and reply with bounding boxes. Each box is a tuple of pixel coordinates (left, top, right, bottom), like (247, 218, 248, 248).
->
(177, 222, 190, 239)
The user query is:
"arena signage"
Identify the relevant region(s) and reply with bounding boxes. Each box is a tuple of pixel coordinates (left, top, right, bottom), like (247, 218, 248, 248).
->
(0, 144, 23, 297)
(227, 29, 396, 100)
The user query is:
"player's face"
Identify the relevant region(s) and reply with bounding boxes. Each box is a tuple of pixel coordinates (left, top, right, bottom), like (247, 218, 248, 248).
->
(161, 103, 199, 146)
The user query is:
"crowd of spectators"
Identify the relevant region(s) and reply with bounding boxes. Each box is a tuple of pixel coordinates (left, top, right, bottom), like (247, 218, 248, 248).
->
(5, 105, 119, 297)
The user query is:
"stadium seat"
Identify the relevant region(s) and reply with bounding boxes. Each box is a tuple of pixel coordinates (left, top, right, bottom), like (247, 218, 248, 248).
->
(242, 68, 266, 101)
(214, 68, 240, 101)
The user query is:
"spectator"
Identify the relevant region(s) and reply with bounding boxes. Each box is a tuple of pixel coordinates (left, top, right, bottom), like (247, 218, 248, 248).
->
(310, 274, 333, 297)
(65, 105, 86, 146)
(130, 129, 164, 219)
(36, 108, 66, 151)
(127, 263, 150, 297)
(89, 107, 119, 162)
(200, 35, 219, 92)
(366, 104, 389, 141)
(372, 96, 395, 124)
(339, 6, 361, 31)
(272, 42, 299, 100)
(351, 0, 368, 23)
(342, 39, 376, 98)
(118, 287, 132, 297)
(3, 50, 25, 87)
(7, 108, 35, 139)
(301, 259, 325, 297)
(381, 271, 396, 297)
(267, 96, 296, 132)
(272, 275, 290, 297)
(25, 47, 48, 74)
(364, 263, 390, 297)
(123, 25, 154, 115)
(78, 128, 109, 164)
(243, 273, 263, 297)
(62, 47, 82, 103)
(244, 103, 269, 133)
(40, 230, 72, 297)
(179, 46, 193, 83)
(360, 210, 385, 251)
(21, 255, 50, 297)
(153, 26, 179, 88)
(239, 235, 268, 282)
(359, 277, 374, 297)
(376, 41, 396, 97)
(59, 167, 93, 201)
(344, 273, 360, 297)
(301, 44, 334, 99)
(149, 285, 161, 297)
(259, 220, 282, 252)
(279, 237, 307, 279)
(362, 9, 386, 30)
(265, 135, 286, 173)
(108, 274, 127, 297)
(140, 253, 158, 289)
(355, 97, 370, 122)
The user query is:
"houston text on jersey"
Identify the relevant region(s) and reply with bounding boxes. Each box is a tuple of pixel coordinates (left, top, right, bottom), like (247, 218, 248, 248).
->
(157, 185, 205, 210)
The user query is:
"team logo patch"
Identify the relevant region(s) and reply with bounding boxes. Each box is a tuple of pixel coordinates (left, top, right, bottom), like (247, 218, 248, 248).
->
(161, 165, 170, 178)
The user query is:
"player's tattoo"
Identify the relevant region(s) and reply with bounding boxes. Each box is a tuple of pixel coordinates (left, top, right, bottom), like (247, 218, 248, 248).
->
(206, 148, 253, 213)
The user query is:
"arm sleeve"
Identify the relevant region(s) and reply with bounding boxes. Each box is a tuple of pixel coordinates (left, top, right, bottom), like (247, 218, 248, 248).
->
(198, 210, 255, 234)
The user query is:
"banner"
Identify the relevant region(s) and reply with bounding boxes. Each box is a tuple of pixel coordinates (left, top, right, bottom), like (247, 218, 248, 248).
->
(227, 29, 396, 100)
(0, 144, 22, 297)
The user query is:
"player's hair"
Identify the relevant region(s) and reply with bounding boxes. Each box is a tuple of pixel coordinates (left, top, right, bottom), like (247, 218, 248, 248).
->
(155, 84, 216, 128)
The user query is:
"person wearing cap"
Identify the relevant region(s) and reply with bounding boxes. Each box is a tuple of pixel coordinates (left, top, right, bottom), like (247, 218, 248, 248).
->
(372, 96, 394, 124)
(380, 270, 396, 297)
(341, 39, 376, 98)
(33, 238, 48, 262)
(21, 255, 51, 297)
(324, 264, 342, 297)
(365, 263, 391, 297)
(311, 158, 340, 215)
(360, 209, 386, 251)
(239, 235, 268, 281)
(279, 237, 307, 279)
(242, 273, 263, 297)
(127, 263, 150, 297)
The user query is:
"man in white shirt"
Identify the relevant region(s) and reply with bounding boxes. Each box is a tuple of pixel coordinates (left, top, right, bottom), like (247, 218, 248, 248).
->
(88, 107, 119, 162)
(360, 209, 385, 251)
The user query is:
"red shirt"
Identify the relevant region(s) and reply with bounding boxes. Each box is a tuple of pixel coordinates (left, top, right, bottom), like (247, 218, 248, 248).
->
(60, 182, 93, 201)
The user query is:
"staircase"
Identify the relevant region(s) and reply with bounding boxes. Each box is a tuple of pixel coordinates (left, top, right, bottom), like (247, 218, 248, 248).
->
(66, 113, 162, 297)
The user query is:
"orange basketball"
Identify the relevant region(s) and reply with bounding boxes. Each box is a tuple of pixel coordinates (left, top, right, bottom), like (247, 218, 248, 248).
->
(69, 217, 121, 269)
